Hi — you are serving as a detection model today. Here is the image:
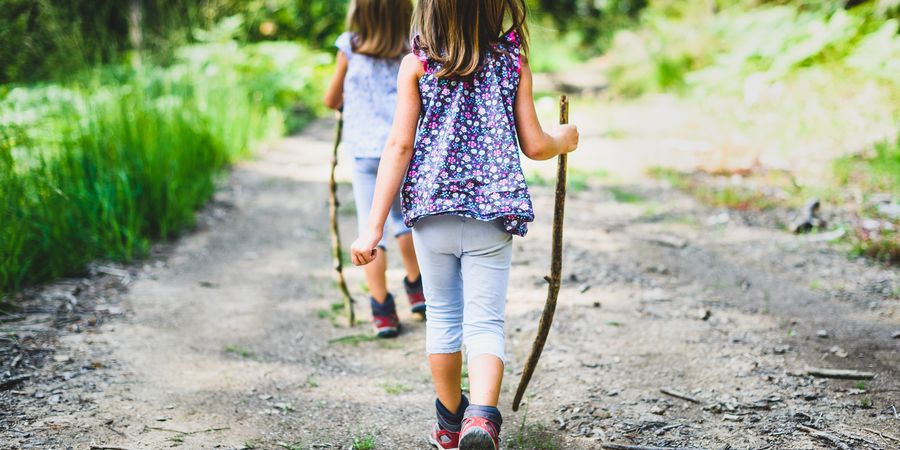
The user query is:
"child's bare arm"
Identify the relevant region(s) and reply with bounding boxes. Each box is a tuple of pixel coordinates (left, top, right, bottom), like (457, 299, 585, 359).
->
(350, 54, 424, 266)
(323, 52, 349, 110)
(514, 62, 579, 161)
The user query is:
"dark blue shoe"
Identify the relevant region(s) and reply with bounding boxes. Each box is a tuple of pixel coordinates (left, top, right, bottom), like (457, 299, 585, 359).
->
(404, 276, 426, 316)
(371, 294, 400, 338)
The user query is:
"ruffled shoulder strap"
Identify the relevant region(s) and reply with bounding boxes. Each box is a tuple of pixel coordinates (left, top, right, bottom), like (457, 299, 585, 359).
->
(411, 35, 435, 74)
(335, 31, 354, 58)
(500, 31, 522, 73)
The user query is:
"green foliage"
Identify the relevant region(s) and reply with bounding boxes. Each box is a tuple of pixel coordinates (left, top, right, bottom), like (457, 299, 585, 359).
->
(606, 1, 900, 96)
(0, 40, 328, 296)
(225, 344, 254, 358)
(350, 433, 376, 450)
(530, 0, 648, 51)
(328, 334, 379, 346)
(833, 132, 900, 196)
(0, 0, 347, 84)
(379, 382, 411, 395)
(608, 187, 645, 203)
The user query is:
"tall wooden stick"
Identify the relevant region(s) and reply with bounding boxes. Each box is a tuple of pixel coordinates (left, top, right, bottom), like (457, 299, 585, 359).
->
(512, 96, 569, 411)
(328, 113, 355, 327)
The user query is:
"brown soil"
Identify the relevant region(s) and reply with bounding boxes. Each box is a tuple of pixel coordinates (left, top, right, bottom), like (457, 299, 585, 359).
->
(2, 115, 899, 450)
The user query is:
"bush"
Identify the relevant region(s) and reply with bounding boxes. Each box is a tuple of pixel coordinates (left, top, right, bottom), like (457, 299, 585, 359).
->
(0, 41, 329, 296)
(605, 1, 900, 96)
(0, 0, 348, 84)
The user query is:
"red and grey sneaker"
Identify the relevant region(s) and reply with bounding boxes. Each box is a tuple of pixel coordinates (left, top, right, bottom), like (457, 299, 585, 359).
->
(459, 417, 499, 450)
(404, 275, 427, 316)
(428, 423, 459, 450)
(371, 294, 400, 338)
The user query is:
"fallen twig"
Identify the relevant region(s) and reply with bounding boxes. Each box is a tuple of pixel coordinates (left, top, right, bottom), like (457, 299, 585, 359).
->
(654, 423, 685, 436)
(0, 373, 31, 390)
(90, 446, 135, 450)
(797, 425, 852, 450)
(806, 367, 875, 380)
(146, 425, 229, 435)
(660, 388, 701, 404)
(601, 444, 702, 450)
(103, 424, 128, 438)
(861, 427, 900, 444)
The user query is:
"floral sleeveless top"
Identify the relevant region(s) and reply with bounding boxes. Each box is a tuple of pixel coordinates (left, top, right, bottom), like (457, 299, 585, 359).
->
(402, 32, 534, 236)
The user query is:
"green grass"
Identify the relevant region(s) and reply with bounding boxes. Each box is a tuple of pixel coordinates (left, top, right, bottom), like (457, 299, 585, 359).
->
(461, 364, 470, 392)
(510, 406, 561, 450)
(608, 186, 645, 203)
(526, 168, 608, 193)
(328, 333, 379, 346)
(649, 167, 792, 211)
(350, 432, 377, 450)
(379, 382, 411, 395)
(834, 134, 900, 196)
(224, 344, 253, 359)
(317, 301, 352, 325)
(0, 41, 328, 298)
(277, 441, 305, 450)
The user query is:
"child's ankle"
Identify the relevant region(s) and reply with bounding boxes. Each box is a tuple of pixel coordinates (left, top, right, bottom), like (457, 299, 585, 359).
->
(435, 394, 469, 432)
(370, 293, 395, 315)
(464, 404, 502, 431)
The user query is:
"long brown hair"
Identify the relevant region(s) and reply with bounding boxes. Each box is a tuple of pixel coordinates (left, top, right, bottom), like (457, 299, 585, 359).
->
(413, 0, 529, 78)
(346, 0, 413, 59)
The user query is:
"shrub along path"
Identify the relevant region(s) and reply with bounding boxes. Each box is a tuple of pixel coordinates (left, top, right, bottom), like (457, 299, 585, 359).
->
(1, 115, 899, 449)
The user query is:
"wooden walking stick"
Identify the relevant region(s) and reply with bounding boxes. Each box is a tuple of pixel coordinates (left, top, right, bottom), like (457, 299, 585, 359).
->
(512, 95, 569, 411)
(328, 112, 356, 327)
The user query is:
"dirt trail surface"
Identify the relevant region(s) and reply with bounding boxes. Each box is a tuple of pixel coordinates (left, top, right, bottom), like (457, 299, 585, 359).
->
(2, 112, 900, 450)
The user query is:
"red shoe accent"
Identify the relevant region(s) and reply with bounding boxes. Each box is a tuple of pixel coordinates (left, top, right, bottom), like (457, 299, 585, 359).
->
(372, 312, 399, 338)
(404, 276, 427, 315)
(428, 423, 459, 450)
(459, 417, 499, 450)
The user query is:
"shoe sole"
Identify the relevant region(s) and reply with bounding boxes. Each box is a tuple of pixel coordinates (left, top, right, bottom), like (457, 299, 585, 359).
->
(375, 323, 401, 338)
(458, 429, 496, 450)
(375, 327, 399, 338)
(428, 434, 458, 450)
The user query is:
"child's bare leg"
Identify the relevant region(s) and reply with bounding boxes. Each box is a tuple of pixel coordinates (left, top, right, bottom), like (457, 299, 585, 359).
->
(467, 354, 503, 406)
(396, 232, 421, 281)
(429, 352, 463, 412)
(364, 248, 389, 302)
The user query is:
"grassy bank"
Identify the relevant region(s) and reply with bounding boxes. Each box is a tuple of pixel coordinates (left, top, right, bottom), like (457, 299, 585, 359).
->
(652, 131, 900, 265)
(0, 41, 329, 297)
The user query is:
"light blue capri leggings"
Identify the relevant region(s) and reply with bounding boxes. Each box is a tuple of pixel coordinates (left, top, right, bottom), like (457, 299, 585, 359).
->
(352, 158, 410, 248)
(412, 215, 513, 364)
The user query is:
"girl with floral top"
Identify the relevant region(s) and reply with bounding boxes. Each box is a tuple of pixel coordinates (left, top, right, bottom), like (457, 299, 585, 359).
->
(324, 0, 423, 338)
(350, 1, 579, 448)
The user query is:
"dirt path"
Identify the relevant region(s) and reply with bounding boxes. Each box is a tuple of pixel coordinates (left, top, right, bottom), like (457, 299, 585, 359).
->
(2, 112, 899, 450)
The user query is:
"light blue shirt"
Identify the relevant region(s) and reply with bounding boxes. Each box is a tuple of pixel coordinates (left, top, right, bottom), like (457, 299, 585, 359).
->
(335, 32, 402, 158)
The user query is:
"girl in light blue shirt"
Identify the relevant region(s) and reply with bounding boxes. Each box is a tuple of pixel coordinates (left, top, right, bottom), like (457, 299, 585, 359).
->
(323, 0, 422, 338)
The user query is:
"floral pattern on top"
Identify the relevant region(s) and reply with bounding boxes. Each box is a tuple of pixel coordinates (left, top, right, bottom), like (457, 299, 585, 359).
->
(402, 32, 533, 236)
(335, 32, 402, 158)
